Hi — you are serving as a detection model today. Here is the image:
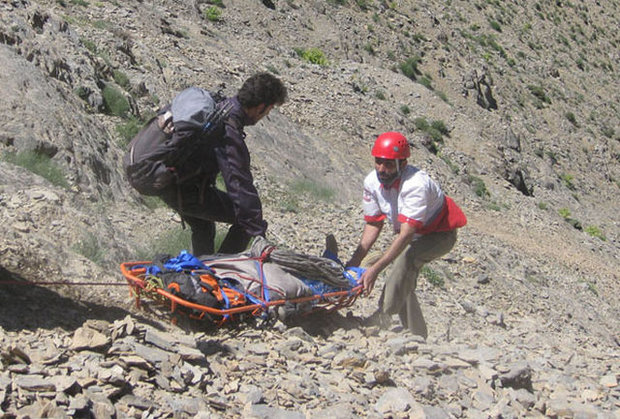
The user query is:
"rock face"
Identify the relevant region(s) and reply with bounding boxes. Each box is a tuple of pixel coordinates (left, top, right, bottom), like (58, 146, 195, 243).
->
(0, 0, 618, 417)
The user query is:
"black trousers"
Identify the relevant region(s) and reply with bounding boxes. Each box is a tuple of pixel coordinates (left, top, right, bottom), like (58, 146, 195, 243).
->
(159, 183, 251, 256)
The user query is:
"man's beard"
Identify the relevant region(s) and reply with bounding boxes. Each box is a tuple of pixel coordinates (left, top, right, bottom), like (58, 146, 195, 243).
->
(376, 170, 399, 186)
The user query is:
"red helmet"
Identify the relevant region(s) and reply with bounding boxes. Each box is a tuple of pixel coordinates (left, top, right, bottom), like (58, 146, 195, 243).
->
(371, 132, 410, 159)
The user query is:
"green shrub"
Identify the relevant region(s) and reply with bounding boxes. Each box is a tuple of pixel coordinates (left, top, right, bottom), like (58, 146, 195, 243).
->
(436, 90, 449, 103)
(538, 202, 548, 210)
(140, 195, 166, 211)
(487, 201, 501, 211)
(431, 120, 449, 136)
(584, 225, 606, 241)
(468, 174, 490, 198)
(81, 38, 97, 54)
(489, 20, 502, 32)
(102, 84, 130, 117)
(418, 76, 433, 90)
(73, 232, 106, 265)
(560, 173, 576, 190)
(71, 0, 88, 6)
(375, 90, 386, 100)
(421, 266, 444, 288)
(399, 56, 422, 80)
(279, 196, 300, 213)
(363, 43, 375, 55)
(414, 117, 429, 131)
(558, 207, 571, 219)
(204, 6, 222, 22)
(3, 150, 69, 189)
(74, 86, 90, 101)
(579, 278, 599, 296)
(601, 126, 615, 138)
(414, 117, 448, 143)
(265, 64, 279, 74)
(147, 227, 192, 257)
(527, 84, 551, 106)
(438, 152, 459, 174)
(290, 179, 334, 201)
(139, 225, 229, 257)
(557, 208, 581, 229)
(113, 70, 130, 90)
(355, 0, 371, 11)
(296, 47, 328, 66)
(400, 104, 410, 115)
(565, 111, 577, 126)
(116, 117, 143, 146)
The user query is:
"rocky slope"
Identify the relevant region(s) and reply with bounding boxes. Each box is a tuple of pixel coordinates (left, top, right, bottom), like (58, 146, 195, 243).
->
(0, 0, 618, 417)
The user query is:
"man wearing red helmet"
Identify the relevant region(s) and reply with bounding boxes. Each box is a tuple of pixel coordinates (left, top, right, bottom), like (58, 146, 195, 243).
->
(346, 131, 466, 338)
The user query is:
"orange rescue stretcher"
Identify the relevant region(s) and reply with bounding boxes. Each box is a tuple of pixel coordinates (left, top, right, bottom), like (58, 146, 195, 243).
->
(120, 257, 363, 326)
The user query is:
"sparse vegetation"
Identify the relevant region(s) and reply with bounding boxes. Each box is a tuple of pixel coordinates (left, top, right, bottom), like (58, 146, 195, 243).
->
(116, 117, 144, 146)
(565, 111, 578, 126)
(601, 125, 615, 138)
(290, 179, 335, 202)
(489, 20, 502, 32)
(421, 266, 445, 288)
(418, 76, 433, 90)
(560, 173, 576, 190)
(113, 69, 130, 90)
(73, 232, 106, 265)
(2, 150, 69, 189)
(414, 117, 449, 143)
(439, 152, 460, 174)
(102, 84, 130, 117)
(584, 225, 606, 241)
(294, 47, 328, 66)
(579, 278, 599, 296)
(81, 38, 97, 54)
(204, 6, 222, 22)
(140, 195, 166, 211)
(468, 174, 490, 198)
(363, 43, 375, 55)
(399, 56, 422, 80)
(527, 84, 552, 107)
(558, 207, 571, 219)
(558, 207, 582, 230)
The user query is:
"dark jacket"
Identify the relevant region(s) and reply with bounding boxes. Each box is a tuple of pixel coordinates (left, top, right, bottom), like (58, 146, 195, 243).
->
(168, 96, 267, 237)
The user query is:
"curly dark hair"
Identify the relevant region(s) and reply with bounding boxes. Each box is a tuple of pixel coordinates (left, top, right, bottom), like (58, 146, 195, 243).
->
(237, 72, 288, 108)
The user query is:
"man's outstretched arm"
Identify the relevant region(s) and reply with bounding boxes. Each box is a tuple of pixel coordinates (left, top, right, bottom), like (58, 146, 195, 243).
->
(359, 222, 417, 295)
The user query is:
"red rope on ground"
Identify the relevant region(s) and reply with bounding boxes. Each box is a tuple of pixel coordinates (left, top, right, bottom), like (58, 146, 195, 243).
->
(0, 280, 127, 286)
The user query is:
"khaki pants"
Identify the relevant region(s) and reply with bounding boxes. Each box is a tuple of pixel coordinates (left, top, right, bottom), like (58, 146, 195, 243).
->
(381, 229, 457, 338)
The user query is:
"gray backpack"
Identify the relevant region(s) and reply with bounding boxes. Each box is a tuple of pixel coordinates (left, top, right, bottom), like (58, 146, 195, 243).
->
(123, 87, 232, 196)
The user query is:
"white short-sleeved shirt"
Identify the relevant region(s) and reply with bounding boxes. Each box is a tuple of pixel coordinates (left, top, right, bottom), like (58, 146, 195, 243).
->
(362, 165, 445, 234)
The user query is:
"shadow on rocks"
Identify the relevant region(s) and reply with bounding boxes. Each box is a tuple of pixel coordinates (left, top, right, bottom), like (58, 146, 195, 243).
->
(0, 265, 138, 332)
(281, 309, 365, 337)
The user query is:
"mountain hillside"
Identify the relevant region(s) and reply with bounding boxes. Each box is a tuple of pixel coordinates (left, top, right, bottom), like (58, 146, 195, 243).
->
(0, 0, 618, 417)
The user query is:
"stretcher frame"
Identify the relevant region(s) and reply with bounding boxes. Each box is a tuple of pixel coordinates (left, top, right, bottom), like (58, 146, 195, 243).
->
(120, 261, 363, 325)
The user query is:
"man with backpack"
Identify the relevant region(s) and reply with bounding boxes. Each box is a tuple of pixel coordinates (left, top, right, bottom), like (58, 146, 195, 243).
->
(124, 73, 287, 256)
(345, 132, 467, 338)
